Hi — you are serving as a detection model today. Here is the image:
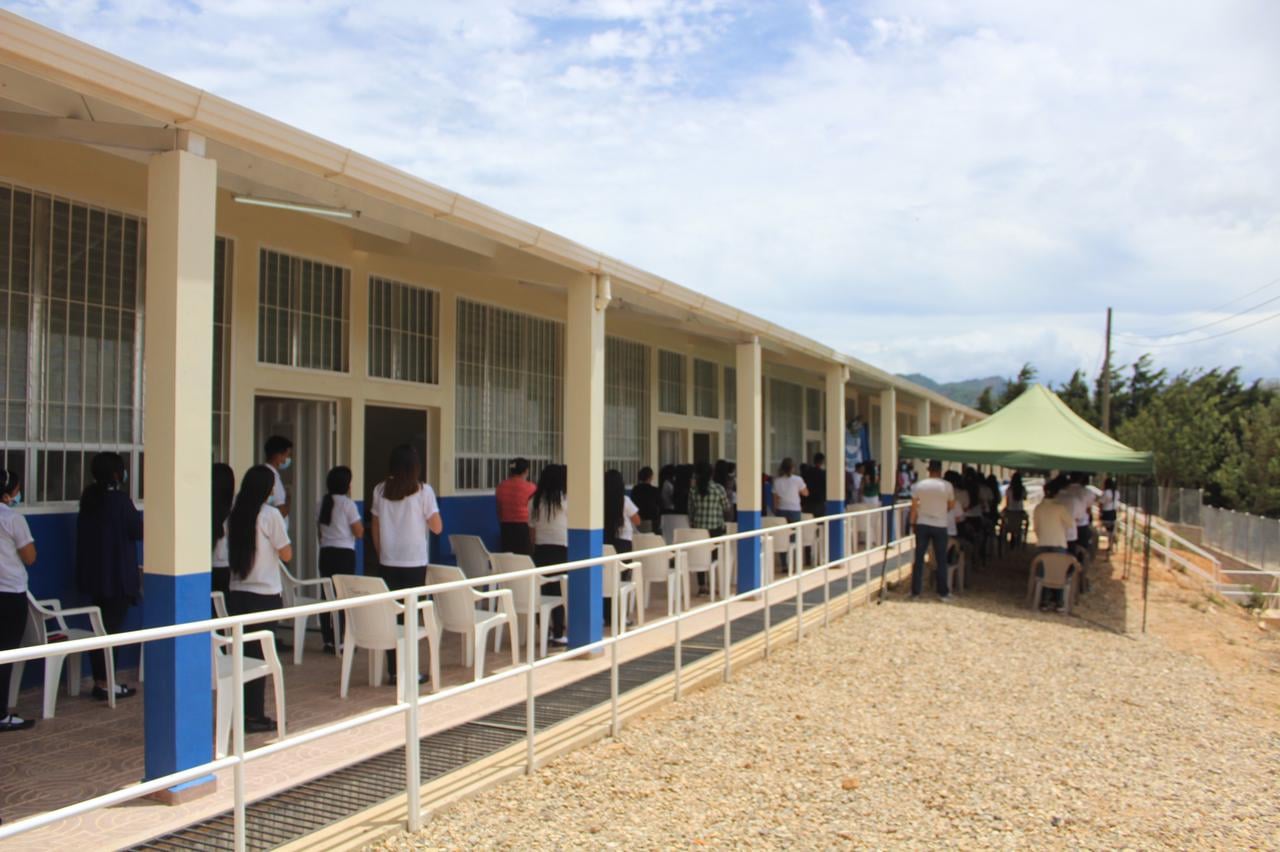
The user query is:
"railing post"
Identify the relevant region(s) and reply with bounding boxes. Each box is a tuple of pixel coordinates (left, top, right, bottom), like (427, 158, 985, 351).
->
(763, 535, 772, 659)
(525, 574, 537, 775)
(403, 591, 422, 834)
(722, 592, 732, 682)
(610, 561, 620, 738)
(674, 550, 684, 700)
(231, 622, 246, 852)
(822, 519, 831, 627)
(795, 530, 804, 644)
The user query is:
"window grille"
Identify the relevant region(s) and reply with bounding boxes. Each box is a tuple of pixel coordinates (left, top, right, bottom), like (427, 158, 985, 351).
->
(605, 336, 649, 483)
(368, 276, 439, 384)
(769, 379, 803, 473)
(693, 358, 719, 419)
(455, 299, 563, 491)
(212, 237, 232, 463)
(258, 248, 349, 372)
(0, 183, 145, 504)
(805, 387, 823, 432)
(658, 350, 686, 414)
(723, 366, 737, 462)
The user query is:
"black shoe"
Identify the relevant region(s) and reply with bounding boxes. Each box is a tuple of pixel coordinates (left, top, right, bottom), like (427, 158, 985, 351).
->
(93, 683, 136, 701)
(245, 716, 276, 733)
(388, 672, 429, 685)
(322, 643, 336, 656)
(0, 714, 35, 732)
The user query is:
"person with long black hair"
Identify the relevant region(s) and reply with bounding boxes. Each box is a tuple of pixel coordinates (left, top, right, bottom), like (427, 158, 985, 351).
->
(1100, 476, 1119, 552)
(528, 463, 568, 644)
(227, 465, 292, 732)
(317, 465, 363, 654)
(370, 445, 441, 591)
(0, 469, 37, 732)
(687, 461, 730, 596)
(603, 469, 641, 554)
(75, 452, 142, 701)
(495, 458, 536, 555)
(211, 463, 235, 599)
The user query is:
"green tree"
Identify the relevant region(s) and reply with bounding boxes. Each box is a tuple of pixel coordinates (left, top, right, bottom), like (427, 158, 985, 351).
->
(1220, 395, 1280, 516)
(1057, 369, 1098, 425)
(1125, 354, 1166, 422)
(976, 386, 996, 414)
(1094, 360, 1129, 432)
(999, 363, 1037, 408)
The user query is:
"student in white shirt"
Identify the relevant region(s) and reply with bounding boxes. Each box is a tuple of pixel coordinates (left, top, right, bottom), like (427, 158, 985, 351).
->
(1034, 479, 1074, 552)
(910, 460, 957, 600)
(317, 466, 364, 654)
(529, 463, 569, 643)
(263, 435, 293, 521)
(227, 465, 293, 732)
(771, 458, 809, 523)
(603, 469, 641, 554)
(211, 464, 235, 601)
(1100, 477, 1119, 551)
(0, 470, 37, 732)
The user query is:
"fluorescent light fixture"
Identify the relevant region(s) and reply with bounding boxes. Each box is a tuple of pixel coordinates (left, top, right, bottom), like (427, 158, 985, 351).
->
(232, 195, 358, 219)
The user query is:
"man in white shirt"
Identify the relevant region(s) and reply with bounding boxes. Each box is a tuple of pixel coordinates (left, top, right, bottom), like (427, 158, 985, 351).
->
(1066, 473, 1097, 552)
(1034, 479, 1074, 552)
(264, 435, 293, 521)
(909, 460, 957, 600)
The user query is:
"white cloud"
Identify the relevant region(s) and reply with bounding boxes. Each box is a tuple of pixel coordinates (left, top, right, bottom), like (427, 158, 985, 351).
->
(5, 0, 1279, 385)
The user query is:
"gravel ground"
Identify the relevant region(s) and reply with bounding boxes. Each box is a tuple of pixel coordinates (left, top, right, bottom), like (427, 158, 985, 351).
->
(374, 576, 1280, 850)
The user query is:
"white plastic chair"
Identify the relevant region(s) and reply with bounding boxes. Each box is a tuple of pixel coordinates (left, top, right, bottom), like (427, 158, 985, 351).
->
(278, 561, 334, 665)
(332, 574, 440, 697)
(661, 514, 690, 546)
(211, 590, 229, 620)
(632, 533, 677, 615)
(799, 513, 823, 569)
(8, 593, 114, 719)
(490, 553, 565, 659)
(602, 545, 641, 632)
(212, 629, 284, 758)
(426, 565, 517, 681)
(1028, 552, 1079, 614)
(762, 516, 794, 576)
(673, 528, 718, 603)
(449, 535, 494, 580)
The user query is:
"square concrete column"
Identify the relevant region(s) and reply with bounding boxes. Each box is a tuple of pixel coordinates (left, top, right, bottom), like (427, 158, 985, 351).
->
(142, 149, 216, 786)
(734, 338, 764, 591)
(824, 364, 848, 561)
(565, 275, 606, 648)
(878, 386, 898, 536)
(914, 398, 931, 476)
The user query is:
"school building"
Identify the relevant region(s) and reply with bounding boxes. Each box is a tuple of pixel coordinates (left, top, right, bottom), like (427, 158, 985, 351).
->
(0, 11, 979, 791)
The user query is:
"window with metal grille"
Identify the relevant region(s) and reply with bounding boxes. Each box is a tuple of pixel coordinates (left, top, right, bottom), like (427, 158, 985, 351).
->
(723, 366, 737, 462)
(368, 276, 439, 384)
(769, 378, 803, 474)
(212, 237, 232, 463)
(692, 358, 718, 419)
(805, 387, 823, 432)
(605, 336, 650, 483)
(658, 350, 686, 414)
(258, 248, 349, 372)
(455, 299, 563, 491)
(0, 183, 145, 504)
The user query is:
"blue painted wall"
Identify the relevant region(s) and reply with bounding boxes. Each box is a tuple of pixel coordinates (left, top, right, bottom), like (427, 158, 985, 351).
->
(431, 494, 499, 564)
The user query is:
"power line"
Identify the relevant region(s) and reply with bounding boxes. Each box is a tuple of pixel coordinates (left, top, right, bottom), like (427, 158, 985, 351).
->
(1117, 275, 1280, 341)
(1115, 307, 1280, 349)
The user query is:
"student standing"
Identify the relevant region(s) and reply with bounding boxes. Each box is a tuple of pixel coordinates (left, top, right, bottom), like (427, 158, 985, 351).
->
(0, 470, 36, 732)
(909, 460, 956, 601)
(771, 458, 808, 523)
(227, 465, 292, 732)
(629, 466, 662, 535)
(75, 452, 142, 700)
(528, 464, 568, 645)
(494, 458, 536, 555)
(1100, 477, 1119, 551)
(263, 435, 293, 521)
(317, 466, 363, 655)
(802, 453, 826, 515)
(211, 463, 235, 599)
(604, 469, 641, 554)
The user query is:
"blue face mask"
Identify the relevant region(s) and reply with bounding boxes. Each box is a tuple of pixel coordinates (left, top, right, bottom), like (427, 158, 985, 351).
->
(280, 457, 293, 472)
(9, 493, 21, 506)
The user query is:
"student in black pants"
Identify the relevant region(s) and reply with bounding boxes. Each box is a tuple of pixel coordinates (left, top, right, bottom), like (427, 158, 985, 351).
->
(226, 465, 292, 732)
(529, 464, 569, 644)
(211, 463, 236, 604)
(317, 466, 364, 653)
(0, 470, 37, 732)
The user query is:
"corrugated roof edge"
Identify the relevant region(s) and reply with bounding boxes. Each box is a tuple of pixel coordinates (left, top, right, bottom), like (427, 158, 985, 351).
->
(0, 9, 981, 419)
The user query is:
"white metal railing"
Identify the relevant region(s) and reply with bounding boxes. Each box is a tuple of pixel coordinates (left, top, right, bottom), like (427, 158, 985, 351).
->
(0, 503, 912, 848)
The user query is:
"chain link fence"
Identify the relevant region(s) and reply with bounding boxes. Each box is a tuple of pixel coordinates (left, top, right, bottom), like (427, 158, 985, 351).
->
(1121, 485, 1280, 573)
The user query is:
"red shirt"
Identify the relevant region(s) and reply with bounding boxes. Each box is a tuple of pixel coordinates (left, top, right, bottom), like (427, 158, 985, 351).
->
(495, 477, 537, 523)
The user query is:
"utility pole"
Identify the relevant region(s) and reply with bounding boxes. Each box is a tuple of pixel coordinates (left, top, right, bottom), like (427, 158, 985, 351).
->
(1101, 306, 1113, 433)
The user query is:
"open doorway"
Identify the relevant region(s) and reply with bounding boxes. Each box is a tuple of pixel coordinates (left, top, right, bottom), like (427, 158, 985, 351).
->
(693, 431, 719, 465)
(658, 428, 686, 468)
(363, 405, 430, 575)
(255, 397, 337, 580)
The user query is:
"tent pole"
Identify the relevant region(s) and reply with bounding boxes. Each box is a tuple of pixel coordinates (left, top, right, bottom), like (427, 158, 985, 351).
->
(1142, 482, 1153, 634)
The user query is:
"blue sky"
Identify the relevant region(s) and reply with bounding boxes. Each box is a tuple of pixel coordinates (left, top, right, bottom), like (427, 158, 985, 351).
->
(7, 0, 1280, 385)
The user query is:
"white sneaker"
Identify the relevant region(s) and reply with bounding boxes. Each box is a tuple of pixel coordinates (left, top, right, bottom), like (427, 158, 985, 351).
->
(549, 634, 569, 646)
(0, 713, 35, 732)
(939, 594, 955, 603)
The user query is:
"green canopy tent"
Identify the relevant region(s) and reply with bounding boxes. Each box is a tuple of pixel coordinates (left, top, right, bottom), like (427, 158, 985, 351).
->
(899, 384, 1154, 475)
(899, 383, 1156, 630)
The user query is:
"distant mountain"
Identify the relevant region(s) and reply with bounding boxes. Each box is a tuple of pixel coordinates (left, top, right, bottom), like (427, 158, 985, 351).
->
(900, 373, 1007, 408)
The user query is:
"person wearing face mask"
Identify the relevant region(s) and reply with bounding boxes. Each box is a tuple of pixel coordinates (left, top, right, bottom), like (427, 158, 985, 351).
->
(0, 469, 37, 731)
(264, 435, 293, 521)
(75, 452, 142, 701)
